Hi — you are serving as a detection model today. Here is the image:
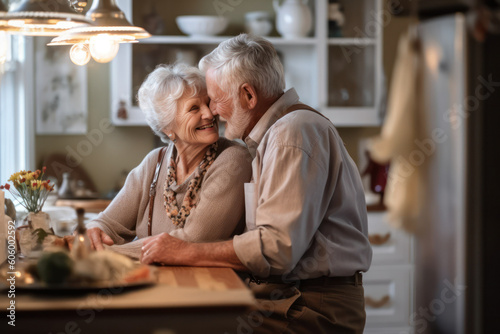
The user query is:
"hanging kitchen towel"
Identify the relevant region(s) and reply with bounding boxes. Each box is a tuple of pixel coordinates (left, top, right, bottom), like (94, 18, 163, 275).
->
(368, 26, 426, 233)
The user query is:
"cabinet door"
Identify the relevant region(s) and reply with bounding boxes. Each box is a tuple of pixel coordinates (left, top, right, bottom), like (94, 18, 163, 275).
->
(327, 44, 375, 107)
(322, 0, 383, 126)
(364, 266, 413, 328)
(368, 211, 413, 266)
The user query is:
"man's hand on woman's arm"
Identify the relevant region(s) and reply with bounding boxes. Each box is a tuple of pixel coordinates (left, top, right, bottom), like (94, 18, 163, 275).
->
(140, 233, 248, 271)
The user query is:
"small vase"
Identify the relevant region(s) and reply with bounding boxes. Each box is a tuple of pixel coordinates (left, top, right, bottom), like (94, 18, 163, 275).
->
(17, 211, 52, 258)
(58, 172, 75, 199)
(25, 211, 52, 232)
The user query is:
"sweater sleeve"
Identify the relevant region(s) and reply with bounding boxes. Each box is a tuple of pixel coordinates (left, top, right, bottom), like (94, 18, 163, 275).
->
(86, 148, 163, 245)
(106, 239, 147, 260)
(168, 144, 252, 242)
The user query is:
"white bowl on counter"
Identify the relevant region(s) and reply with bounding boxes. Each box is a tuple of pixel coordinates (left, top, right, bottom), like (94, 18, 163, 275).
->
(176, 15, 229, 37)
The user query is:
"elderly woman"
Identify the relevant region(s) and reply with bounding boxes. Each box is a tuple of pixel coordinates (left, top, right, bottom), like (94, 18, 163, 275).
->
(85, 63, 252, 260)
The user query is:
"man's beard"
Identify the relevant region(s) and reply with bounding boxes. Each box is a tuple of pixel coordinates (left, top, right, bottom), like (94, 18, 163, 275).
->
(224, 101, 252, 140)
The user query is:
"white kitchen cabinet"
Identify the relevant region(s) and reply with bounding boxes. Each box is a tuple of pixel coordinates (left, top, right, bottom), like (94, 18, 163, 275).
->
(368, 211, 412, 266)
(364, 211, 415, 334)
(110, 0, 384, 127)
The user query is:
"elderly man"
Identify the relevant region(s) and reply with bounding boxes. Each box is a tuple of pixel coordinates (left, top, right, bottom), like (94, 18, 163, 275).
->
(141, 34, 372, 334)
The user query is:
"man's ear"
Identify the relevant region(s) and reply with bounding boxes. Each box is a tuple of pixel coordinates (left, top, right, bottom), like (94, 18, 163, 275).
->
(239, 83, 258, 110)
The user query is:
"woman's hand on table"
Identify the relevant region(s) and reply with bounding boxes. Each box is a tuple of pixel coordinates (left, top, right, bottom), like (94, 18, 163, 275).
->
(87, 227, 114, 250)
(141, 233, 188, 265)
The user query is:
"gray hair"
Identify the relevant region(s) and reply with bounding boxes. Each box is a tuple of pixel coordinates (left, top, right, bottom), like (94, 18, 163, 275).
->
(137, 63, 206, 143)
(199, 34, 285, 99)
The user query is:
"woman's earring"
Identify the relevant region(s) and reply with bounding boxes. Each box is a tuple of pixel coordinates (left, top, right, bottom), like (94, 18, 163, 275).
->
(168, 133, 177, 144)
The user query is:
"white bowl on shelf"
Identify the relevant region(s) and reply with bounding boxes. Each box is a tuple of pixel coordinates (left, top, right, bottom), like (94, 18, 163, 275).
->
(176, 15, 229, 37)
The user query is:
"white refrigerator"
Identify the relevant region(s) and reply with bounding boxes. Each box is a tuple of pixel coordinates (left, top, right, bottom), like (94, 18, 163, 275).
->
(413, 11, 499, 334)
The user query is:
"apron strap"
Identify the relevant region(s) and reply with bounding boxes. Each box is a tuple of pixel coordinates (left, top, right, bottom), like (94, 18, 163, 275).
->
(280, 103, 330, 121)
(147, 146, 167, 236)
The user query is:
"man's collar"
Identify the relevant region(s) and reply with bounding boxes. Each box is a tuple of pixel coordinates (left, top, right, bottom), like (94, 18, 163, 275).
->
(244, 88, 300, 158)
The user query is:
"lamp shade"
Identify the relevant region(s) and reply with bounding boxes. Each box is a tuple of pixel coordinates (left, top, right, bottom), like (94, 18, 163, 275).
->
(86, 0, 138, 27)
(49, 0, 150, 64)
(4, 0, 91, 36)
(49, 0, 150, 45)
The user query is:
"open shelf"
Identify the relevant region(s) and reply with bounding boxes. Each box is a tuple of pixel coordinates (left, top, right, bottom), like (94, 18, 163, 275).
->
(328, 38, 376, 45)
(111, 0, 384, 127)
(141, 35, 319, 46)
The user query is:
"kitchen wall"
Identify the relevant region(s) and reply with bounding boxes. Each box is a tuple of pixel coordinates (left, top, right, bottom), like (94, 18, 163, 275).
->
(34, 3, 415, 195)
(34, 62, 157, 194)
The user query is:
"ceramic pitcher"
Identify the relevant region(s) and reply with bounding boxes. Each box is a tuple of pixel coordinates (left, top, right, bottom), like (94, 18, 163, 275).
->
(274, 0, 313, 38)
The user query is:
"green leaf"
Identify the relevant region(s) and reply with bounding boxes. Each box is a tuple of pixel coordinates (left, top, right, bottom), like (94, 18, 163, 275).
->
(32, 228, 50, 245)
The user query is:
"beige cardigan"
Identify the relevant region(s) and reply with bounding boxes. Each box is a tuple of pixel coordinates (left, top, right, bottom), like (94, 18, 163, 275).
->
(86, 137, 252, 258)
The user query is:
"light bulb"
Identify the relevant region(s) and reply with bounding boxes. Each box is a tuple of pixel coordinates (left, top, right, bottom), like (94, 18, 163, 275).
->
(89, 34, 119, 63)
(69, 43, 91, 66)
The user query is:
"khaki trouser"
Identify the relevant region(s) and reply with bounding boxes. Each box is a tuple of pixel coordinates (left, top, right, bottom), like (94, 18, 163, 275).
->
(230, 280, 366, 334)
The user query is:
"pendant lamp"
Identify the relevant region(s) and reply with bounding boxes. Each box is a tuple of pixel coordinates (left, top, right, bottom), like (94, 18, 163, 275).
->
(1, 0, 91, 36)
(49, 0, 150, 65)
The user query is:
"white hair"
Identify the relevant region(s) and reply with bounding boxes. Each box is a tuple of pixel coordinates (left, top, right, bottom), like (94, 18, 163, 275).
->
(199, 34, 285, 99)
(137, 63, 206, 143)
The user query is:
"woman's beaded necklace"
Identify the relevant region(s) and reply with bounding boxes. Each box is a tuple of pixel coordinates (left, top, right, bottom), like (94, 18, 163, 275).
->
(163, 142, 218, 227)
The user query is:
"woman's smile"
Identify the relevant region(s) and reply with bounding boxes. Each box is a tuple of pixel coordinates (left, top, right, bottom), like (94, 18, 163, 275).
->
(196, 119, 216, 131)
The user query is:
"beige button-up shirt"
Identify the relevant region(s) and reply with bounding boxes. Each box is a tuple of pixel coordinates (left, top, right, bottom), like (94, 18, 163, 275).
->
(233, 88, 372, 279)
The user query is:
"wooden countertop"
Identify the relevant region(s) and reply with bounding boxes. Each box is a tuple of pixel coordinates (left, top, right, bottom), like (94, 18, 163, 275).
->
(1, 266, 256, 333)
(6, 266, 254, 311)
